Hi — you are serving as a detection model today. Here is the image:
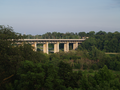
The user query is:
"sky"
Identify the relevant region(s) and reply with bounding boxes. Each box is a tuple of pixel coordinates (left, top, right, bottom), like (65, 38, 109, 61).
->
(0, 0, 120, 35)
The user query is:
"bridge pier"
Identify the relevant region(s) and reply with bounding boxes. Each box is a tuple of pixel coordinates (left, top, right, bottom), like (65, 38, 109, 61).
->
(64, 42, 69, 52)
(73, 42, 78, 50)
(43, 42, 48, 54)
(31, 42, 37, 51)
(54, 42, 59, 53)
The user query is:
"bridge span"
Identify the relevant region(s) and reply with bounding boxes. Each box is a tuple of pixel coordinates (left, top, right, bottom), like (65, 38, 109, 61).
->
(16, 39, 85, 54)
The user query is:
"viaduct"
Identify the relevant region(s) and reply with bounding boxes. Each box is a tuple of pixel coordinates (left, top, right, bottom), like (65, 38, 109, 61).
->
(16, 39, 85, 54)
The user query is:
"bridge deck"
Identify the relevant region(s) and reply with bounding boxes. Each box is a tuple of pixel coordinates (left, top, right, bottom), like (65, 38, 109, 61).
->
(16, 39, 85, 43)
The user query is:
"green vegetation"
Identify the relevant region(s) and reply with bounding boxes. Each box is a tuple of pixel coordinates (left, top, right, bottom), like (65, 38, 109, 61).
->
(0, 25, 120, 90)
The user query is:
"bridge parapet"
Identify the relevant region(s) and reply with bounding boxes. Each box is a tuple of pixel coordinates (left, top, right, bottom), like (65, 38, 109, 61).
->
(16, 39, 85, 43)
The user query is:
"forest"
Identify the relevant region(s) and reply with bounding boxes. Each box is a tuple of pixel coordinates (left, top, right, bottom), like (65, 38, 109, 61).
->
(0, 25, 120, 90)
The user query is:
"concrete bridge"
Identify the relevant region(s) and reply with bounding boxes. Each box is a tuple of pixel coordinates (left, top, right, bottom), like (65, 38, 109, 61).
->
(16, 39, 85, 54)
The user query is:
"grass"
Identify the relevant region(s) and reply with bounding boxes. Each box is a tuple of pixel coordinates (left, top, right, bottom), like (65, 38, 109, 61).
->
(105, 52, 120, 54)
(112, 70, 120, 75)
(73, 69, 120, 76)
(73, 69, 96, 76)
(82, 70, 95, 76)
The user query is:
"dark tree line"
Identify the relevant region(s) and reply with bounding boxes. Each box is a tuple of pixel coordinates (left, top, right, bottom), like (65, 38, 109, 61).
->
(78, 31, 120, 52)
(24, 31, 96, 39)
(0, 25, 120, 90)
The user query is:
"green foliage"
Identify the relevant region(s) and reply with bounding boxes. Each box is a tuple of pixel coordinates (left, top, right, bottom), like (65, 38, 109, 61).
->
(25, 32, 80, 39)
(94, 65, 114, 83)
(58, 61, 80, 88)
(14, 60, 45, 90)
(19, 44, 48, 63)
(83, 63, 88, 70)
(78, 31, 120, 52)
(88, 46, 105, 60)
(74, 63, 82, 69)
(90, 64, 98, 70)
(0, 25, 49, 89)
(80, 37, 96, 51)
(0, 25, 25, 89)
(58, 61, 72, 78)
(89, 69, 94, 73)
(0, 25, 17, 40)
(78, 66, 120, 90)
(14, 61, 65, 90)
(1, 25, 120, 89)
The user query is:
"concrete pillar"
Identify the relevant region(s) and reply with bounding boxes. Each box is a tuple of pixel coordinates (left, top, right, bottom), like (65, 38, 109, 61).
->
(73, 42, 78, 50)
(57, 42, 59, 52)
(54, 43, 57, 53)
(67, 42, 69, 52)
(43, 42, 48, 54)
(64, 42, 69, 52)
(73, 43, 76, 50)
(32, 42, 37, 51)
(43, 44, 46, 53)
(76, 42, 78, 49)
(64, 43, 67, 52)
(54, 42, 59, 53)
(34, 42, 37, 51)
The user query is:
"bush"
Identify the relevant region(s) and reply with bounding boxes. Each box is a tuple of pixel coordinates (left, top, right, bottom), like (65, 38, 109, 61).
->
(90, 64, 98, 70)
(89, 69, 94, 73)
(74, 63, 82, 69)
(83, 63, 88, 70)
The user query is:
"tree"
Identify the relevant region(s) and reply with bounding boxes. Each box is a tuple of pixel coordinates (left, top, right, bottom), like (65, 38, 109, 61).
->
(94, 65, 114, 84)
(58, 61, 72, 87)
(14, 60, 45, 90)
(87, 31, 95, 37)
(14, 61, 65, 90)
(78, 32, 86, 38)
(88, 46, 105, 60)
(0, 25, 23, 89)
(96, 31, 106, 36)
(79, 37, 96, 51)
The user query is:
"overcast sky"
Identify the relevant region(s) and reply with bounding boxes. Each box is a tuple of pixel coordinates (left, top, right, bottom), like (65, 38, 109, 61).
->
(0, 0, 120, 35)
